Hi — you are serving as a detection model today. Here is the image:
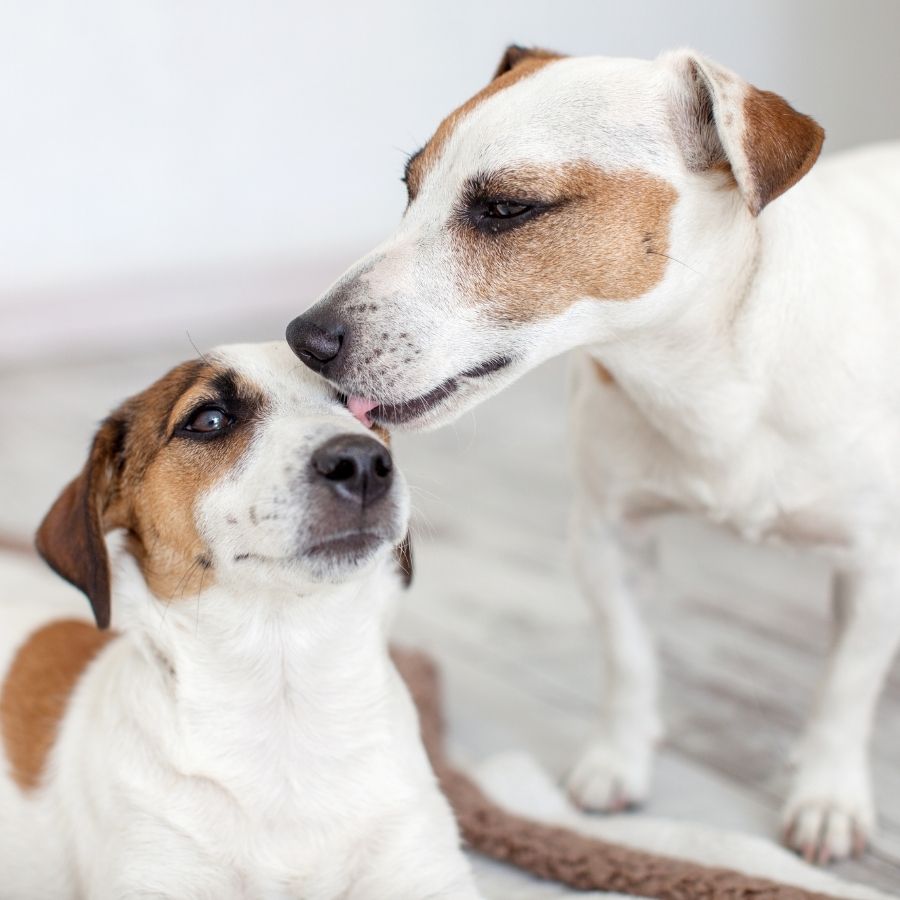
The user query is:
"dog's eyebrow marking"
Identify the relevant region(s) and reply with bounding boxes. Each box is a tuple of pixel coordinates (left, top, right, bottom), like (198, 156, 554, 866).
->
(452, 161, 678, 322)
(166, 365, 265, 438)
(405, 52, 562, 199)
(210, 368, 241, 408)
(1, 620, 116, 790)
(158, 360, 217, 438)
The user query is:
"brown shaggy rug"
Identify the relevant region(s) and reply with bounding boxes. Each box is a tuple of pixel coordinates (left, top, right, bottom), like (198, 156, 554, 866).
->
(393, 647, 838, 900)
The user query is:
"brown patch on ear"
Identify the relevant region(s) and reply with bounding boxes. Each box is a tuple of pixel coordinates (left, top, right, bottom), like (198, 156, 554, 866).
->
(405, 49, 564, 200)
(455, 162, 677, 322)
(393, 533, 413, 588)
(35, 360, 208, 625)
(673, 53, 823, 215)
(493, 44, 563, 80)
(742, 86, 824, 215)
(1, 620, 116, 790)
(35, 417, 127, 629)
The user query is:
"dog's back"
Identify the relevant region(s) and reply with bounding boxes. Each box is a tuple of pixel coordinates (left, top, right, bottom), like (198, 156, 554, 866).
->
(769, 140, 900, 340)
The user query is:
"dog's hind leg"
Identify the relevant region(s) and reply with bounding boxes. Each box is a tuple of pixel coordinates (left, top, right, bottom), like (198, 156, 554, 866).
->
(783, 558, 900, 864)
(565, 502, 662, 812)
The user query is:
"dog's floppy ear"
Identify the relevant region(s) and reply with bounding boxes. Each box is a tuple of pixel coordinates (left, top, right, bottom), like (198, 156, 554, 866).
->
(667, 50, 824, 215)
(492, 44, 562, 80)
(35, 416, 127, 629)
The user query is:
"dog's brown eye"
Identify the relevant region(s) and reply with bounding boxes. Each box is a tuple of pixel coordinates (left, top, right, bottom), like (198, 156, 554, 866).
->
(485, 201, 531, 219)
(184, 406, 232, 434)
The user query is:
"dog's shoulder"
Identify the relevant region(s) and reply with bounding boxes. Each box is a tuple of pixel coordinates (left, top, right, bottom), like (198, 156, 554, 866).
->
(0, 619, 117, 791)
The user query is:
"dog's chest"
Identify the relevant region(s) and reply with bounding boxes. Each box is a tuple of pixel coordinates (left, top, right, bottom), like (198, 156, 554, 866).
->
(150, 759, 409, 898)
(616, 474, 852, 550)
(618, 477, 846, 556)
(236, 821, 371, 899)
(572, 369, 855, 550)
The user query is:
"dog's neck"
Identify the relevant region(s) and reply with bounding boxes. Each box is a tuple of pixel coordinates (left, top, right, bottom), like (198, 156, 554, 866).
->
(112, 547, 402, 817)
(591, 196, 785, 461)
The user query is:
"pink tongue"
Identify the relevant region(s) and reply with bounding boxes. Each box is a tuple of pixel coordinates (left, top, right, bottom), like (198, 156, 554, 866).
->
(347, 395, 379, 428)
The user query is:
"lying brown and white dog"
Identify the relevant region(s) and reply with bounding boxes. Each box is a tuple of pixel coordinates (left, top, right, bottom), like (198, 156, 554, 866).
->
(286, 47, 900, 863)
(0, 343, 480, 899)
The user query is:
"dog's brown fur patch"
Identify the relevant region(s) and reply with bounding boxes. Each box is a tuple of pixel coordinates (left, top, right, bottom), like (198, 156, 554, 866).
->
(742, 86, 824, 214)
(492, 45, 564, 80)
(116, 365, 266, 601)
(405, 50, 563, 200)
(453, 162, 677, 322)
(37, 360, 267, 618)
(1, 620, 116, 790)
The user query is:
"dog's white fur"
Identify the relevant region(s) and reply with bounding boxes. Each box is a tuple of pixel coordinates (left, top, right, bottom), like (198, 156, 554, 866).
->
(291, 50, 900, 862)
(0, 343, 479, 899)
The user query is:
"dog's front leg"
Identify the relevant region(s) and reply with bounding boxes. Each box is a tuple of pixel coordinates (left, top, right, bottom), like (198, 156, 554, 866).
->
(784, 559, 900, 863)
(565, 501, 662, 812)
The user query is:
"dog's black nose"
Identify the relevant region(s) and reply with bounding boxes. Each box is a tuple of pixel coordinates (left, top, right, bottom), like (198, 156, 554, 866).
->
(286, 315, 344, 373)
(312, 435, 393, 506)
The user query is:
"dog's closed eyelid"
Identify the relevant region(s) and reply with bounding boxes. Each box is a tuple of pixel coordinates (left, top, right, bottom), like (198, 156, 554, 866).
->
(458, 177, 569, 234)
(459, 199, 561, 236)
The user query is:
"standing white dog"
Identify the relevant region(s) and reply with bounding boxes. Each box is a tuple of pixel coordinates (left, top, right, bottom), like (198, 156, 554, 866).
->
(286, 46, 900, 863)
(0, 342, 479, 899)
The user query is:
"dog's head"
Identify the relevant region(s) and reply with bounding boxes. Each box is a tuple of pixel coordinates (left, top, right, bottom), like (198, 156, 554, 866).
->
(35, 342, 410, 628)
(287, 47, 823, 430)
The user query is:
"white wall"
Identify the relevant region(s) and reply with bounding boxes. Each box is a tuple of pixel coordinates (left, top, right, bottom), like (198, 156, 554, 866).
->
(1, 1, 898, 346)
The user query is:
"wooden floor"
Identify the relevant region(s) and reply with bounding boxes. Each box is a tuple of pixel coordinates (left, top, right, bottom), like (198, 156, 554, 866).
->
(2, 337, 899, 894)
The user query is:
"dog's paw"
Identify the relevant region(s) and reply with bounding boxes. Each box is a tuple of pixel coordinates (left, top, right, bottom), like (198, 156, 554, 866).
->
(565, 738, 653, 812)
(782, 759, 875, 864)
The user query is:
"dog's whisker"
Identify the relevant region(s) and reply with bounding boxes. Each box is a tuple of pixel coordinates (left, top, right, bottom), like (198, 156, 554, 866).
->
(185, 330, 210, 363)
(646, 249, 702, 276)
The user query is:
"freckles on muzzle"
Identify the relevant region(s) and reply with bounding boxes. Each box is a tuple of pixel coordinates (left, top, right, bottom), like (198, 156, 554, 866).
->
(222, 433, 402, 569)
